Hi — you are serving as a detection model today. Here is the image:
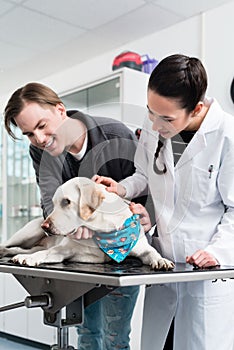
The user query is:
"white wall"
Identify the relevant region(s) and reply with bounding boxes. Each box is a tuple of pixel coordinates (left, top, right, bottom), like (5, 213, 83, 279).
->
(203, 1, 234, 114)
(2, 2, 234, 116)
(37, 1, 234, 118)
(40, 14, 202, 102)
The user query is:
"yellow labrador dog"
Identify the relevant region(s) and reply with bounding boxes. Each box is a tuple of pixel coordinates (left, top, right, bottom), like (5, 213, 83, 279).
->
(0, 177, 174, 270)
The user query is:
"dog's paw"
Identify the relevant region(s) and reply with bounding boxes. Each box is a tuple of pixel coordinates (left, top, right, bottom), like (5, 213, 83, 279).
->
(11, 254, 40, 267)
(151, 258, 175, 271)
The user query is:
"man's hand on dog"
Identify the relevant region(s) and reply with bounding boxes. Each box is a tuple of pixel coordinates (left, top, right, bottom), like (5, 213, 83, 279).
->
(68, 203, 151, 240)
(68, 226, 94, 240)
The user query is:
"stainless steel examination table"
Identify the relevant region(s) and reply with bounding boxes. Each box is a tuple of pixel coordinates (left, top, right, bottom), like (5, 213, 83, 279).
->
(0, 257, 233, 350)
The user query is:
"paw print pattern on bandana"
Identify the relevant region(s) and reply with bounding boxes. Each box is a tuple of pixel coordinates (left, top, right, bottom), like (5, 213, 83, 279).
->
(93, 215, 140, 263)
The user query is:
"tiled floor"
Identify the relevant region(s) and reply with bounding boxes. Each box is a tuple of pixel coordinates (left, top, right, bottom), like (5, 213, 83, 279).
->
(0, 338, 38, 349)
(0, 336, 49, 350)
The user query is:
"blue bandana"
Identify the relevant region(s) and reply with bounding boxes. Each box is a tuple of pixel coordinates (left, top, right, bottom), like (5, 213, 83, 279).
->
(93, 215, 140, 263)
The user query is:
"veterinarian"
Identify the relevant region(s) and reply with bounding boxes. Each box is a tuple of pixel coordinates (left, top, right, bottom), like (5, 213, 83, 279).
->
(94, 54, 234, 350)
(3, 82, 152, 350)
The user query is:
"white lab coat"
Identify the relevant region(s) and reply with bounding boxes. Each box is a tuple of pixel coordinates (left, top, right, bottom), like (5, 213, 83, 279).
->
(121, 99, 234, 350)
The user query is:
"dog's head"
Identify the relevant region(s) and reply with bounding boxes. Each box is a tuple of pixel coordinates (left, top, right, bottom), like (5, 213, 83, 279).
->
(41, 177, 131, 236)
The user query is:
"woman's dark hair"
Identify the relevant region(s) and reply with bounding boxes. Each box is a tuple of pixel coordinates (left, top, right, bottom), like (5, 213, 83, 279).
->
(150, 54, 208, 175)
(4, 82, 63, 139)
(148, 54, 208, 113)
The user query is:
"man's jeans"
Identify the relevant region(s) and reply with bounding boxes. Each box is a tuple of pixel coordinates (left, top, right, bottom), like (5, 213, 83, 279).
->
(77, 286, 139, 349)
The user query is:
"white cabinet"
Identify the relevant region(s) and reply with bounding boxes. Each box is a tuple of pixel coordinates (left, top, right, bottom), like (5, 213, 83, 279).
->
(0, 273, 56, 344)
(61, 67, 149, 132)
(3, 274, 28, 338)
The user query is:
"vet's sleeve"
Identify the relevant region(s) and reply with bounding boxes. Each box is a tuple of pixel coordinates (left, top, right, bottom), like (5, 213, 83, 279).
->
(120, 117, 151, 199)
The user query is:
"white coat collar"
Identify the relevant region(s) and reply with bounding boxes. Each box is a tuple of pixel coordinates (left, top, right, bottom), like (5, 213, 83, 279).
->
(175, 98, 222, 169)
(198, 98, 222, 133)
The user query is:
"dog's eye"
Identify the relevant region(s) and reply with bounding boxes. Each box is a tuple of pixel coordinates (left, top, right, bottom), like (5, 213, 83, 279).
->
(61, 198, 71, 207)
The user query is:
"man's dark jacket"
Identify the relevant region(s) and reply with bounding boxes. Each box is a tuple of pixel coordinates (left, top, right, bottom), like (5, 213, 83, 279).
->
(30, 110, 152, 219)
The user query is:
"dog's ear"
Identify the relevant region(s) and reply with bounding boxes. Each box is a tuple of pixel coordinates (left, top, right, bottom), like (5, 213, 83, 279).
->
(78, 182, 105, 221)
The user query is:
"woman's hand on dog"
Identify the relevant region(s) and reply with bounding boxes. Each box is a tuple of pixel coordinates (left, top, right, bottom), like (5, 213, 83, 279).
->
(92, 175, 152, 233)
(129, 202, 152, 233)
(92, 174, 127, 198)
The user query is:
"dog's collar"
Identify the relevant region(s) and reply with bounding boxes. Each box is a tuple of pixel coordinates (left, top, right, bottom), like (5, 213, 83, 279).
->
(93, 214, 140, 263)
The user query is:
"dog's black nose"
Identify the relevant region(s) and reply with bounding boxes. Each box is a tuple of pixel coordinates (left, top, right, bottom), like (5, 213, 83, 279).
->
(41, 219, 52, 232)
(41, 219, 57, 236)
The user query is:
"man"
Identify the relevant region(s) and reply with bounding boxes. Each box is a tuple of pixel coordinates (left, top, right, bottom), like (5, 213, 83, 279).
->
(4, 82, 152, 350)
